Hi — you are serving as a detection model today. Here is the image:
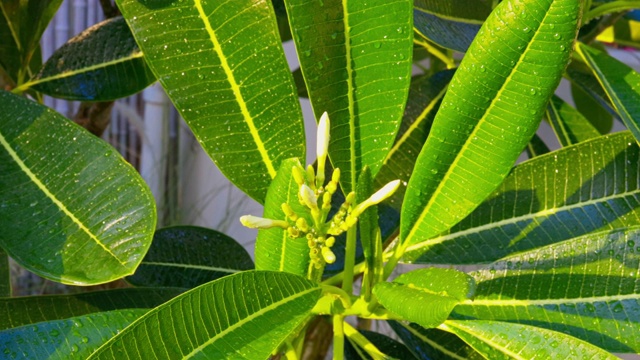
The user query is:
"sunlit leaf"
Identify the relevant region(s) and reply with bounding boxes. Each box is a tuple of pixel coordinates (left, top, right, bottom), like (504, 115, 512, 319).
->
(0, 310, 146, 359)
(374, 268, 475, 329)
(127, 226, 254, 288)
(442, 320, 618, 360)
(401, 0, 580, 249)
(17, 17, 155, 101)
(576, 42, 640, 146)
(88, 271, 321, 360)
(284, 0, 413, 194)
(453, 227, 640, 353)
(116, 0, 306, 203)
(404, 132, 640, 264)
(0, 288, 182, 331)
(255, 158, 310, 277)
(0, 91, 156, 284)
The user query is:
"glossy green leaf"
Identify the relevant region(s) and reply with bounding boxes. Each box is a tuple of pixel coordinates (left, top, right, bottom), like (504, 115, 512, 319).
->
(255, 158, 310, 276)
(0, 288, 182, 331)
(576, 42, 640, 145)
(388, 321, 484, 360)
(442, 320, 618, 360)
(285, 0, 413, 194)
(0, 309, 146, 359)
(546, 95, 600, 146)
(0, 250, 8, 297)
(127, 226, 254, 289)
(453, 227, 640, 353)
(0, 0, 62, 85)
(374, 268, 475, 329)
(525, 133, 550, 158)
(117, 0, 305, 203)
(89, 271, 321, 360)
(374, 70, 454, 211)
(404, 131, 640, 264)
(598, 18, 640, 49)
(413, 0, 491, 52)
(401, 0, 580, 249)
(16, 17, 155, 101)
(345, 329, 418, 360)
(0, 91, 156, 284)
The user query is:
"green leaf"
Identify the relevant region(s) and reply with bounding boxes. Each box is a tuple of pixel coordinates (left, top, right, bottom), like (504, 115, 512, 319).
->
(453, 227, 640, 353)
(442, 320, 618, 360)
(374, 70, 454, 211)
(345, 329, 418, 360)
(0, 250, 8, 297)
(116, 0, 305, 203)
(0, 91, 156, 284)
(126, 226, 254, 289)
(388, 321, 485, 360)
(400, 0, 580, 249)
(356, 167, 381, 300)
(545, 95, 600, 146)
(0, 288, 182, 331)
(413, 1, 491, 52)
(525, 133, 550, 158)
(373, 268, 475, 329)
(255, 158, 310, 276)
(566, 62, 617, 133)
(403, 131, 640, 264)
(284, 0, 413, 194)
(0, 309, 147, 359)
(576, 42, 640, 146)
(16, 17, 155, 101)
(88, 271, 321, 360)
(0, 0, 62, 85)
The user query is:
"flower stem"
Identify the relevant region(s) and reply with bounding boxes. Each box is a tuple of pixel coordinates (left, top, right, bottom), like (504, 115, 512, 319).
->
(342, 225, 357, 295)
(333, 315, 345, 360)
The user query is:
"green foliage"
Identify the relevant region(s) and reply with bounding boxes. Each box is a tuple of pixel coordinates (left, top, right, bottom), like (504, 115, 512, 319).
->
(1, 0, 640, 358)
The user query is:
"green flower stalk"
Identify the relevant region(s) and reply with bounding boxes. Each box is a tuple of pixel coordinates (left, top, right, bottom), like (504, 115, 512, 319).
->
(240, 112, 399, 282)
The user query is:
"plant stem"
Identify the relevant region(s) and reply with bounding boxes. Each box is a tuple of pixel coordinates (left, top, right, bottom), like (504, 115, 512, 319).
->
(382, 240, 408, 280)
(322, 262, 365, 286)
(342, 226, 357, 295)
(333, 315, 345, 360)
(343, 322, 387, 360)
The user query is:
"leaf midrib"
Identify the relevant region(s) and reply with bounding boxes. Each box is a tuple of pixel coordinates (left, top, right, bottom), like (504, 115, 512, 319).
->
(405, 189, 639, 253)
(193, 0, 277, 178)
(463, 292, 640, 306)
(413, 6, 485, 25)
(442, 321, 528, 360)
(342, 0, 357, 191)
(0, 129, 126, 266)
(404, 2, 553, 246)
(141, 261, 240, 274)
(184, 286, 318, 358)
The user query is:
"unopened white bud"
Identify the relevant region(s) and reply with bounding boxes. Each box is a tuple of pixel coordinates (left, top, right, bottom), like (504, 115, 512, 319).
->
(240, 215, 289, 229)
(316, 112, 330, 186)
(300, 184, 318, 209)
(369, 180, 401, 204)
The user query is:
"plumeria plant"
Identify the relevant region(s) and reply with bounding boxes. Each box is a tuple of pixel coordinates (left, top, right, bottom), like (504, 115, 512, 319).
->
(2, 0, 640, 359)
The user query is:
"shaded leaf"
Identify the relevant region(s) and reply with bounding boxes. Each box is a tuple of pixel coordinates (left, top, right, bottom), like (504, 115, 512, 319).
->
(525, 133, 550, 158)
(0, 288, 182, 331)
(18, 17, 155, 101)
(345, 329, 417, 360)
(374, 268, 475, 329)
(443, 320, 618, 360)
(356, 167, 381, 300)
(546, 94, 600, 146)
(576, 42, 640, 146)
(116, 0, 306, 203)
(453, 227, 640, 353)
(0, 309, 146, 359)
(127, 226, 254, 288)
(255, 158, 310, 277)
(285, 0, 413, 194)
(413, 12, 483, 53)
(0, 91, 156, 284)
(401, 0, 580, 249)
(404, 131, 640, 264)
(388, 321, 484, 360)
(0, 250, 8, 297)
(571, 79, 614, 134)
(88, 271, 321, 360)
(0, 0, 62, 85)
(375, 70, 455, 211)
(566, 62, 619, 130)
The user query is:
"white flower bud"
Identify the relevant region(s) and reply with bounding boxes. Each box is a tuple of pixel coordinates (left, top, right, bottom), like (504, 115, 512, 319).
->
(316, 112, 330, 186)
(300, 184, 318, 209)
(240, 215, 289, 229)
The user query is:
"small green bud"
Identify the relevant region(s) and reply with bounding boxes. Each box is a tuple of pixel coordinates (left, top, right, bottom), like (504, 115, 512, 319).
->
(292, 166, 306, 186)
(332, 168, 341, 183)
(325, 236, 335, 247)
(288, 227, 300, 238)
(281, 203, 298, 221)
(296, 217, 310, 232)
(306, 165, 316, 188)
